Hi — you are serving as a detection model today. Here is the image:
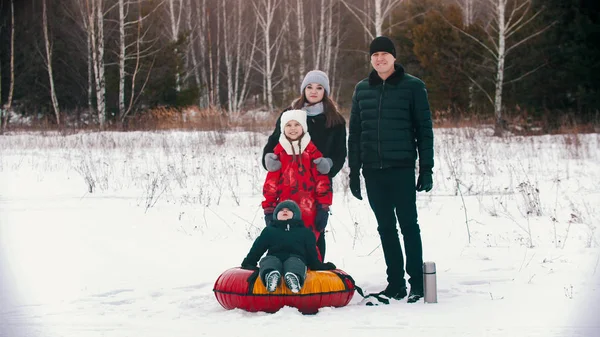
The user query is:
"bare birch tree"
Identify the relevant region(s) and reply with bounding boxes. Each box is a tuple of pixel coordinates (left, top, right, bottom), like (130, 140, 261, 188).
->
(323, 1, 334, 75)
(193, 0, 210, 107)
(115, 0, 161, 122)
(222, 0, 256, 113)
(444, 0, 554, 135)
(455, 0, 475, 27)
(340, 0, 404, 39)
(206, 3, 216, 107)
(184, 0, 202, 105)
(295, 0, 305, 83)
(214, 2, 221, 108)
(330, 2, 342, 101)
(222, 1, 234, 111)
(314, 0, 326, 69)
(252, 0, 285, 111)
(308, 1, 339, 77)
(85, 0, 107, 128)
(6, 0, 14, 111)
(42, 0, 61, 125)
(118, 0, 126, 117)
(167, 0, 182, 92)
(454, 0, 477, 111)
(1, 0, 15, 133)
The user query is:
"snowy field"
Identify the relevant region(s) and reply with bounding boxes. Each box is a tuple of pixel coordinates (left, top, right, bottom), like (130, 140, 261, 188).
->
(1, 128, 599, 337)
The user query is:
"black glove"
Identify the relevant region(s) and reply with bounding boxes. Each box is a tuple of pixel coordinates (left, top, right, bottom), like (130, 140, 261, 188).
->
(349, 171, 362, 200)
(324, 262, 336, 270)
(241, 264, 259, 271)
(315, 205, 330, 232)
(264, 214, 273, 226)
(416, 172, 433, 192)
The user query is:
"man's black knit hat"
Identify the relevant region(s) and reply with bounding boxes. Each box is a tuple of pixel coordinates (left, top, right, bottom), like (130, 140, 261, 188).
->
(369, 36, 396, 58)
(273, 200, 302, 220)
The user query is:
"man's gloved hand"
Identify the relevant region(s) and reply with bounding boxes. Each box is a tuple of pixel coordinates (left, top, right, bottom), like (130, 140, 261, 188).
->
(313, 157, 333, 175)
(315, 205, 330, 232)
(324, 262, 336, 270)
(349, 171, 362, 200)
(264, 153, 281, 172)
(416, 172, 433, 192)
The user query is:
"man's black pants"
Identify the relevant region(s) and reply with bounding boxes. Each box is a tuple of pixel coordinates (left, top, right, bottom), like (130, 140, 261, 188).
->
(363, 167, 424, 292)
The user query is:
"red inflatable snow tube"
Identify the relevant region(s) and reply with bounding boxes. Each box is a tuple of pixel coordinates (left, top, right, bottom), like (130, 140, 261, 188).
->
(213, 267, 356, 314)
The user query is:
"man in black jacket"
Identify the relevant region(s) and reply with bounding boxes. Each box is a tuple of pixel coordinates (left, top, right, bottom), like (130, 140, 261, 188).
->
(347, 36, 434, 303)
(241, 200, 336, 293)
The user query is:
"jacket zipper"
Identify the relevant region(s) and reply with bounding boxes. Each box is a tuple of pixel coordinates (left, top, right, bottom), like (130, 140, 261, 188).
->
(377, 81, 385, 169)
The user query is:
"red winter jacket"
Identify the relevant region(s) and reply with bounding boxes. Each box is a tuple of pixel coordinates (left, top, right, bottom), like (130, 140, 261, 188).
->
(262, 140, 332, 239)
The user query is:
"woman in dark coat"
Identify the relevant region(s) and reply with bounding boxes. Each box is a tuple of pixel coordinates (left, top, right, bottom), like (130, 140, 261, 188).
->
(261, 70, 347, 259)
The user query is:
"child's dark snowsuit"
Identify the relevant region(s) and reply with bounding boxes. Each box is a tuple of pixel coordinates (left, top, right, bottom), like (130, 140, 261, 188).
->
(241, 201, 335, 286)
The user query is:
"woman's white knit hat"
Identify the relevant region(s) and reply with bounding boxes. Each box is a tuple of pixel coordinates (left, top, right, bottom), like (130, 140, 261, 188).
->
(280, 109, 308, 134)
(300, 70, 330, 96)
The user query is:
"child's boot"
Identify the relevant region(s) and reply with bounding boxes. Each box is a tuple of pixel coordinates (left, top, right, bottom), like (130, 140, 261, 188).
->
(265, 270, 281, 292)
(284, 272, 301, 293)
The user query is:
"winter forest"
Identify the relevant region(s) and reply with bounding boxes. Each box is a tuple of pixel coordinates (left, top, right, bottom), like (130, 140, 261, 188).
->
(0, 0, 598, 133)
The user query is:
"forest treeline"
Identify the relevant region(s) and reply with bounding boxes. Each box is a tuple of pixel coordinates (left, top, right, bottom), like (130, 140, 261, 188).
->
(0, 0, 598, 133)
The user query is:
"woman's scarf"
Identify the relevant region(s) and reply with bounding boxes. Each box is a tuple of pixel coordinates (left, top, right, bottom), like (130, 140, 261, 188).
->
(303, 102, 324, 117)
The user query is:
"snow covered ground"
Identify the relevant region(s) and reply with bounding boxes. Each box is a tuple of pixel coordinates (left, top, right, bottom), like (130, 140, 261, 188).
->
(1, 129, 599, 337)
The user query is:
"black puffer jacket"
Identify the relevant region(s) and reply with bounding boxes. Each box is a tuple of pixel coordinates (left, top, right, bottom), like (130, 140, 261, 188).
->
(241, 219, 334, 270)
(262, 112, 347, 178)
(348, 64, 434, 173)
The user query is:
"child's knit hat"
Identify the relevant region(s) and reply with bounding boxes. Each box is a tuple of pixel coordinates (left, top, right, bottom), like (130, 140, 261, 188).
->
(280, 109, 308, 135)
(273, 200, 302, 221)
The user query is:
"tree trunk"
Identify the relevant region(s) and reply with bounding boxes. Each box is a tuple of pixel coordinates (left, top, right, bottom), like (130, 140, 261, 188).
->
(264, 23, 274, 112)
(207, 5, 215, 107)
(282, 14, 292, 101)
(118, 0, 126, 120)
(315, 0, 325, 69)
(42, 0, 61, 125)
(2, 0, 15, 133)
(214, 2, 221, 108)
(232, 0, 243, 113)
(87, 20, 93, 118)
(331, 4, 341, 101)
(374, 0, 382, 37)
(196, 0, 209, 107)
(236, 22, 257, 112)
(168, 0, 182, 92)
(7, 0, 14, 110)
(253, 0, 281, 112)
(296, 0, 305, 83)
(186, 0, 200, 108)
(324, 2, 333, 75)
(222, 1, 234, 112)
(465, 0, 473, 26)
(493, 0, 506, 136)
(89, 0, 106, 129)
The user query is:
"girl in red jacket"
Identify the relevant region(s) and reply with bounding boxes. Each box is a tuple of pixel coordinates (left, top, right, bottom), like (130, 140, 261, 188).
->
(262, 109, 332, 260)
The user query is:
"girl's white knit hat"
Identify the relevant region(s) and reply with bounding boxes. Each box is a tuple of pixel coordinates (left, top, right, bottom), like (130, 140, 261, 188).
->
(280, 109, 308, 134)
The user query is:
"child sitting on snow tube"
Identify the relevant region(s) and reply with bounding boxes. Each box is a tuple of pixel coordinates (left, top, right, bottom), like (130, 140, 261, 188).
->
(240, 200, 336, 293)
